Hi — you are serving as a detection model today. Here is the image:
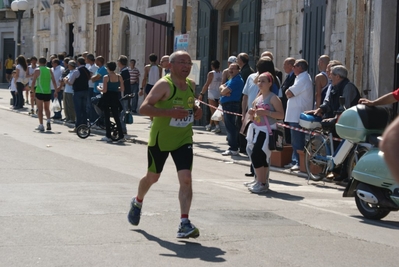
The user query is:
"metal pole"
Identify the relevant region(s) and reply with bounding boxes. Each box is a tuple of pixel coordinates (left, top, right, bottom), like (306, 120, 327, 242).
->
(16, 11, 23, 55)
(182, 0, 187, 34)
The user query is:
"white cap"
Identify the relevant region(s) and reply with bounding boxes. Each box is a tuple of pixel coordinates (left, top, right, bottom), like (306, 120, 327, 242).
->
(228, 56, 237, 63)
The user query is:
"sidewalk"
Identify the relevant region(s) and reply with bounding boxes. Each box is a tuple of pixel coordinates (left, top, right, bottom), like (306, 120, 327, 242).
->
(0, 86, 301, 177)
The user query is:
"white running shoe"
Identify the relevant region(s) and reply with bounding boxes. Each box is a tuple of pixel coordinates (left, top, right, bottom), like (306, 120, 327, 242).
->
(35, 124, 45, 132)
(243, 179, 257, 187)
(221, 150, 239, 156)
(101, 137, 111, 142)
(205, 124, 212, 131)
(211, 126, 221, 133)
(248, 182, 269, 193)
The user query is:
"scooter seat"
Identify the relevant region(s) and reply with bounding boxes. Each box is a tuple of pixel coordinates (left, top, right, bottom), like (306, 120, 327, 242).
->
(356, 105, 390, 130)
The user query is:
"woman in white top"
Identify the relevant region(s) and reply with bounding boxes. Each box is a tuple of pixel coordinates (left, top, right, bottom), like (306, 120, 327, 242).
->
(198, 60, 222, 133)
(9, 70, 17, 108)
(14, 55, 29, 109)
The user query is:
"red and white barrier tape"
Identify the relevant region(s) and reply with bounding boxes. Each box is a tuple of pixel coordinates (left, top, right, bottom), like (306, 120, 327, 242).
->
(196, 98, 343, 142)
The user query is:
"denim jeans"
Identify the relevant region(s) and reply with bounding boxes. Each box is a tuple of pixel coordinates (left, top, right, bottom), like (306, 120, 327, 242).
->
(73, 90, 88, 128)
(289, 122, 305, 165)
(130, 83, 139, 112)
(51, 90, 63, 118)
(222, 101, 240, 151)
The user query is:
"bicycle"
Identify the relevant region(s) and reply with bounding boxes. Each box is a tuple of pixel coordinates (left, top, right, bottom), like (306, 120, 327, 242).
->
(76, 93, 135, 140)
(301, 114, 369, 182)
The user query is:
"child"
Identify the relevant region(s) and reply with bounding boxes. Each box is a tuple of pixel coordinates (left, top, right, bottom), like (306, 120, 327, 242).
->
(9, 71, 17, 108)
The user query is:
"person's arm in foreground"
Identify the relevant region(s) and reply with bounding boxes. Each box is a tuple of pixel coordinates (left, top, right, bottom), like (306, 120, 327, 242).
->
(380, 116, 399, 183)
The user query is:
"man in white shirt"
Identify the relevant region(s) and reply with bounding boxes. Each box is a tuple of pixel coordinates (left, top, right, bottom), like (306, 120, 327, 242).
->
(284, 59, 313, 171)
(51, 58, 65, 119)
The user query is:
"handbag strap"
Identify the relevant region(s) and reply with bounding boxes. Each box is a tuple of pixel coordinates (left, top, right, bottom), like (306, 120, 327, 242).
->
(263, 115, 273, 135)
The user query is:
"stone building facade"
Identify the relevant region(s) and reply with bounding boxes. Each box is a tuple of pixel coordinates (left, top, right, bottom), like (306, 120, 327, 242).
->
(0, 0, 398, 108)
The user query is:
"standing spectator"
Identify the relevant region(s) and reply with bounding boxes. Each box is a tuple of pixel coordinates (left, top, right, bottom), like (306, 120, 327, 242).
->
(97, 61, 125, 142)
(127, 51, 202, 239)
(160, 55, 170, 76)
(27, 56, 38, 115)
(242, 56, 279, 177)
(86, 54, 99, 123)
(284, 59, 313, 171)
(222, 56, 237, 84)
(57, 53, 65, 67)
(5, 54, 14, 84)
(198, 60, 222, 133)
(9, 70, 17, 108)
(321, 60, 343, 105)
(24, 58, 31, 105)
(280, 57, 296, 145)
(118, 55, 131, 135)
(129, 59, 140, 113)
(246, 72, 284, 193)
(220, 63, 244, 156)
(236, 53, 255, 153)
(47, 54, 57, 68)
(50, 58, 65, 120)
(30, 57, 58, 132)
(14, 55, 29, 109)
(140, 53, 162, 127)
(66, 57, 91, 132)
(261, 51, 283, 82)
(91, 56, 108, 98)
(61, 60, 76, 123)
(314, 55, 330, 108)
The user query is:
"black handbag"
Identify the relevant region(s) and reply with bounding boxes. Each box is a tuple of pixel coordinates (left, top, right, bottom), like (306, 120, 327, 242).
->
(264, 115, 284, 151)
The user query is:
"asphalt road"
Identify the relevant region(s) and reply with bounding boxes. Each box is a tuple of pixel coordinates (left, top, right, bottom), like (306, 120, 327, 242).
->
(1, 107, 399, 267)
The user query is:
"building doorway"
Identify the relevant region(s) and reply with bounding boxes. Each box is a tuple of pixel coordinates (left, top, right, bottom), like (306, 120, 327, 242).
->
(68, 23, 74, 57)
(121, 16, 130, 59)
(220, 0, 240, 70)
(2, 38, 15, 83)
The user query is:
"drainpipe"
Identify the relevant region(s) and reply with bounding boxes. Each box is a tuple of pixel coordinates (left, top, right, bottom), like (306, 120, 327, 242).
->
(182, 0, 187, 34)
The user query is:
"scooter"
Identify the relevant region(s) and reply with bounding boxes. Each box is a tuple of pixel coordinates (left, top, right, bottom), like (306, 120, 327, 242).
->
(338, 104, 399, 220)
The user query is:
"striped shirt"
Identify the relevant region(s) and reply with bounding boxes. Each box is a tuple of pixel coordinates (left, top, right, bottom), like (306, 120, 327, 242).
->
(129, 67, 140, 84)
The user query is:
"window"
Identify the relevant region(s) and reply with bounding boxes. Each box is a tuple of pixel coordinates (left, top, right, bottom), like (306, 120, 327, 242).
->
(150, 0, 166, 7)
(98, 2, 110, 17)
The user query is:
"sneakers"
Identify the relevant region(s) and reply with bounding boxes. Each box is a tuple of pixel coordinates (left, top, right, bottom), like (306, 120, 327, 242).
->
(221, 150, 239, 156)
(243, 179, 257, 187)
(35, 124, 45, 132)
(101, 137, 111, 142)
(127, 198, 142, 226)
(205, 124, 212, 131)
(177, 220, 200, 238)
(284, 163, 295, 168)
(248, 182, 269, 193)
(29, 109, 34, 115)
(46, 122, 51, 131)
(68, 128, 77, 133)
(290, 164, 300, 171)
(211, 126, 221, 133)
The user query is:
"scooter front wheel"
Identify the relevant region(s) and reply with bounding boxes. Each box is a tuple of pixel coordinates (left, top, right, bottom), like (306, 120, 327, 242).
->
(76, 124, 91, 139)
(355, 193, 390, 220)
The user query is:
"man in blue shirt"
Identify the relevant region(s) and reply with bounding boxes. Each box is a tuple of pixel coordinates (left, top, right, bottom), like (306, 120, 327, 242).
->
(219, 63, 244, 156)
(91, 56, 108, 96)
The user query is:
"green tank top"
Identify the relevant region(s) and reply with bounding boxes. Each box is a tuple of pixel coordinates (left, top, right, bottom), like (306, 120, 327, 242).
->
(36, 66, 51, 94)
(148, 75, 195, 151)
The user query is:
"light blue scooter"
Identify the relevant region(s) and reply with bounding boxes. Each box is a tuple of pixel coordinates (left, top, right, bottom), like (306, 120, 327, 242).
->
(338, 104, 399, 220)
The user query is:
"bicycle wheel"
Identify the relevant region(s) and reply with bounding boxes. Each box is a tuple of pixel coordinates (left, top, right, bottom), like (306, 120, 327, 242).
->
(346, 146, 369, 179)
(304, 135, 328, 181)
(76, 124, 91, 139)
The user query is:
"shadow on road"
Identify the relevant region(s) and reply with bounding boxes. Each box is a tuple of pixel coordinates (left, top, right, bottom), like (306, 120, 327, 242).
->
(132, 229, 226, 262)
(351, 216, 399, 230)
(256, 190, 304, 201)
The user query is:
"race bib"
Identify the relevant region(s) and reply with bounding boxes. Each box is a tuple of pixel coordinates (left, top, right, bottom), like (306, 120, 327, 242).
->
(169, 109, 194, 127)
